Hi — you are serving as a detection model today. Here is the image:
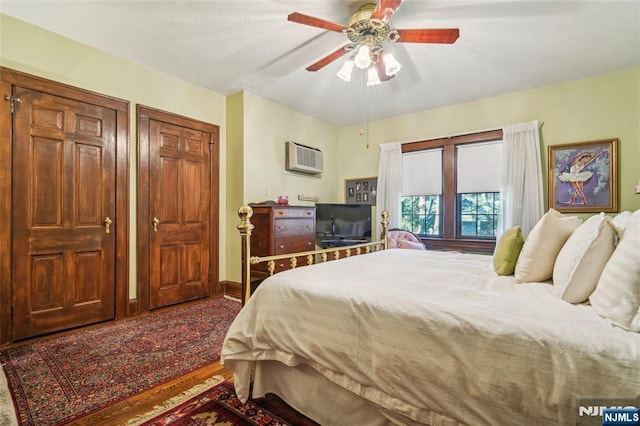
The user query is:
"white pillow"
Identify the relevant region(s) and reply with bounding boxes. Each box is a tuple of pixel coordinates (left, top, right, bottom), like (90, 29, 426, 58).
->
(589, 212, 640, 331)
(514, 208, 581, 283)
(612, 211, 632, 235)
(553, 213, 617, 303)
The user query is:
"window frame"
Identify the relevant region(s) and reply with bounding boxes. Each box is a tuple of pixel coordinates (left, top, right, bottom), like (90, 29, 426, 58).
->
(401, 129, 503, 253)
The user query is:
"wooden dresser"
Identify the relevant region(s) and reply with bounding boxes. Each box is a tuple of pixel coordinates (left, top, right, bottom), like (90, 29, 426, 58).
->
(249, 204, 316, 283)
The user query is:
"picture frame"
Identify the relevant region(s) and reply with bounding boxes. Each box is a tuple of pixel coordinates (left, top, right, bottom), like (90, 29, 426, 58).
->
(345, 177, 377, 205)
(547, 138, 618, 213)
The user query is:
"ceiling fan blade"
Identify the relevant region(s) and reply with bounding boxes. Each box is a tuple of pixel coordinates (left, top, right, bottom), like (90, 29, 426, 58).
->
(375, 58, 395, 82)
(396, 28, 460, 44)
(288, 12, 346, 33)
(371, 0, 404, 23)
(306, 45, 351, 72)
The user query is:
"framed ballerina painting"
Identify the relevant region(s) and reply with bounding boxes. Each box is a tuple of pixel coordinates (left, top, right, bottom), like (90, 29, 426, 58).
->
(547, 138, 618, 213)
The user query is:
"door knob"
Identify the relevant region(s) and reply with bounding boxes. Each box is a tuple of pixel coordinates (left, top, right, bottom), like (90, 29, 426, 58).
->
(104, 217, 112, 234)
(152, 217, 160, 232)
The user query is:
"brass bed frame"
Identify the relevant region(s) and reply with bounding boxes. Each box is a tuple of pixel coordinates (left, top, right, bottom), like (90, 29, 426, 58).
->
(237, 205, 390, 305)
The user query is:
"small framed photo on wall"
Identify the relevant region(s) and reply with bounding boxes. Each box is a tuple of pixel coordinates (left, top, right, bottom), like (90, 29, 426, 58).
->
(345, 177, 377, 205)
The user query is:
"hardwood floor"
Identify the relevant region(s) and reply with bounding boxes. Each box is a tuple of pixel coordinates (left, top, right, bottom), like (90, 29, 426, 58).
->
(67, 361, 233, 425)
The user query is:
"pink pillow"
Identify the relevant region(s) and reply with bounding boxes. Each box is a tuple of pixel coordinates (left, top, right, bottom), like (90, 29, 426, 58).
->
(387, 230, 425, 250)
(397, 240, 426, 250)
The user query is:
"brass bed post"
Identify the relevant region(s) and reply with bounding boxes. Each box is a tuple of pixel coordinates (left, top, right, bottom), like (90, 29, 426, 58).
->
(381, 210, 389, 250)
(237, 205, 254, 306)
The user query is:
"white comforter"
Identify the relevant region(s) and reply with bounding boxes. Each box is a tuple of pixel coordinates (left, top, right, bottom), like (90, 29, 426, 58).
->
(221, 250, 640, 425)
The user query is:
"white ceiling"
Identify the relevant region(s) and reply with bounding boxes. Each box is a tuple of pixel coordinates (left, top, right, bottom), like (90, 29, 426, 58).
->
(2, 0, 639, 127)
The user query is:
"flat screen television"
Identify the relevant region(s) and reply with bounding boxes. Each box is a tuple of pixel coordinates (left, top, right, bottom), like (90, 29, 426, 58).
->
(315, 203, 372, 240)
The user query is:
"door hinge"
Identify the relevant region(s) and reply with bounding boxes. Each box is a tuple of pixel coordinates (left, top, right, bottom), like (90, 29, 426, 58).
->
(4, 96, 22, 114)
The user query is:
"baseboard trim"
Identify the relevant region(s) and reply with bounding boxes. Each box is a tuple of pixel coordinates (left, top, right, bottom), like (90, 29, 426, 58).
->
(127, 299, 139, 317)
(221, 280, 241, 300)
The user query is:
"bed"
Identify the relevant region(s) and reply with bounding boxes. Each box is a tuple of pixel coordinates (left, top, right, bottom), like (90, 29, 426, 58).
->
(221, 206, 640, 425)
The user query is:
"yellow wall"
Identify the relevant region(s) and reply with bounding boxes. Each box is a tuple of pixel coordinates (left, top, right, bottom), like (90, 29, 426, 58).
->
(0, 14, 227, 296)
(241, 91, 339, 204)
(224, 91, 340, 282)
(338, 69, 640, 222)
(225, 92, 245, 284)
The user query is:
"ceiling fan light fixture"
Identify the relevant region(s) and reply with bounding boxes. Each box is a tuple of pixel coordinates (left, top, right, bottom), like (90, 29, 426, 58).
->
(354, 45, 372, 69)
(288, 3, 460, 78)
(384, 52, 402, 76)
(337, 59, 354, 82)
(366, 66, 381, 87)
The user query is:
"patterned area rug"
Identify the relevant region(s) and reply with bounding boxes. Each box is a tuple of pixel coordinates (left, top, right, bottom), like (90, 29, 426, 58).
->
(1, 297, 241, 426)
(126, 377, 319, 426)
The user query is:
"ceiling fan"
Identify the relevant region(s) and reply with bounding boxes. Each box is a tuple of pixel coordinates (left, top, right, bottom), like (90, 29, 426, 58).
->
(288, 0, 459, 84)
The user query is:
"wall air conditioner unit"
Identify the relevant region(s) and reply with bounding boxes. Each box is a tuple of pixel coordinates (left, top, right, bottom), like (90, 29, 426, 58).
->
(285, 141, 323, 174)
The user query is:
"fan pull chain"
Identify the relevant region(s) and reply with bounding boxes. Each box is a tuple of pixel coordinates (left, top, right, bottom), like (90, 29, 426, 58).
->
(366, 85, 371, 149)
(365, 73, 371, 148)
(357, 69, 371, 148)
(359, 68, 366, 138)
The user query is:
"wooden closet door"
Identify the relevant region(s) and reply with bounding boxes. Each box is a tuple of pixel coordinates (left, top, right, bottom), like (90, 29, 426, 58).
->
(12, 87, 116, 340)
(148, 120, 211, 308)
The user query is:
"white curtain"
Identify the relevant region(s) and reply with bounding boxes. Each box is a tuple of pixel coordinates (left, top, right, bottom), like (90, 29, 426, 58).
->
(377, 142, 403, 228)
(500, 120, 544, 237)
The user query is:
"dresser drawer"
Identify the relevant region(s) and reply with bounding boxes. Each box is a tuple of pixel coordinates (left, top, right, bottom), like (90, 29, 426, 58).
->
(273, 207, 315, 219)
(274, 236, 315, 254)
(274, 218, 314, 237)
(273, 237, 315, 272)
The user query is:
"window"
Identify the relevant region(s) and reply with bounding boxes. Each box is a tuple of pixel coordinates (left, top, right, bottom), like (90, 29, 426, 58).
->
(400, 130, 504, 252)
(455, 140, 502, 238)
(401, 149, 442, 236)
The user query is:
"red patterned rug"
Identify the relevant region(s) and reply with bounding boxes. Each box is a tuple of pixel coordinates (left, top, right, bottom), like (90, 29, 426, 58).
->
(127, 377, 319, 426)
(1, 297, 241, 426)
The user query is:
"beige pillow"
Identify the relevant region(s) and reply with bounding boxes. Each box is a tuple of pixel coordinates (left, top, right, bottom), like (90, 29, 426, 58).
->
(514, 209, 581, 283)
(493, 226, 524, 276)
(552, 213, 617, 303)
(589, 211, 640, 331)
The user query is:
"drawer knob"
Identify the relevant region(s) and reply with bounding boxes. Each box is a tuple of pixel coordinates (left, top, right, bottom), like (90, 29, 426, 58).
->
(278, 225, 283, 230)
(280, 245, 285, 249)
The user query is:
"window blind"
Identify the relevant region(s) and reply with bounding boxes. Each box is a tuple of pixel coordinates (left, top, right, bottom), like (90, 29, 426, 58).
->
(456, 141, 503, 193)
(402, 149, 443, 196)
